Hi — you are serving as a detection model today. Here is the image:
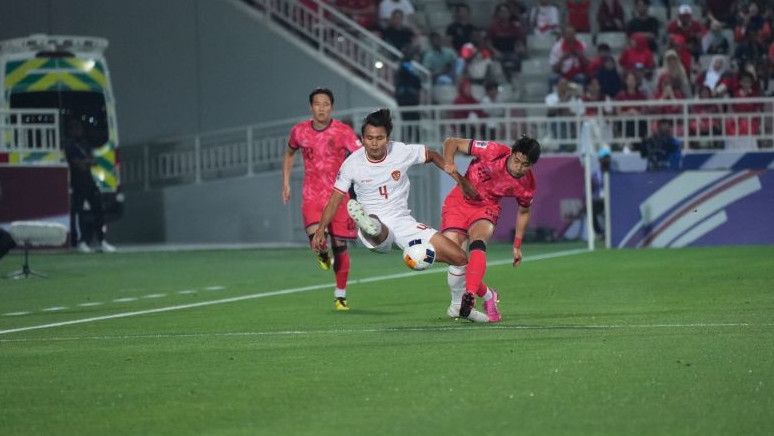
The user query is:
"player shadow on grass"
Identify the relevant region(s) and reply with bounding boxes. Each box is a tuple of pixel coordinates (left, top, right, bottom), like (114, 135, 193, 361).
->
(330, 308, 407, 316)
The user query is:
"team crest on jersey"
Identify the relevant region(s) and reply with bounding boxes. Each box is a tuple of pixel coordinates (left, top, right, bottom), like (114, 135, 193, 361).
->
(473, 140, 488, 149)
(391, 170, 401, 181)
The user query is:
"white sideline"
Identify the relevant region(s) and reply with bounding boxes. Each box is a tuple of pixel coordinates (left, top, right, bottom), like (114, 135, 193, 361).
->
(0, 248, 587, 336)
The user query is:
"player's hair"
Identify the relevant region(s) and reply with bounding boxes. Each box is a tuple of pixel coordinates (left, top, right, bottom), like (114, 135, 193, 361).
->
(512, 135, 541, 165)
(361, 109, 393, 136)
(309, 88, 334, 105)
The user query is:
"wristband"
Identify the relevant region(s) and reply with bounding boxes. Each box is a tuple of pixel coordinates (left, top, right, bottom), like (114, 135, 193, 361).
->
(513, 237, 522, 249)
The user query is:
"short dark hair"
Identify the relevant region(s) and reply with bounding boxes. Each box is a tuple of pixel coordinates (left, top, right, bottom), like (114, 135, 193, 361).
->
(361, 109, 393, 136)
(309, 88, 334, 105)
(512, 135, 541, 165)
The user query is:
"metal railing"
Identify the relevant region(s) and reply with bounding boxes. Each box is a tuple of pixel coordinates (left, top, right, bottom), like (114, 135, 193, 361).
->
(0, 109, 60, 154)
(121, 97, 774, 190)
(250, 0, 431, 101)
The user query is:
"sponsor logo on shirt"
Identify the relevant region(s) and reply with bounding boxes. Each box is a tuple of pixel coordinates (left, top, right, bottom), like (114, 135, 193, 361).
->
(473, 141, 488, 149)
(391, 170, 401, 181)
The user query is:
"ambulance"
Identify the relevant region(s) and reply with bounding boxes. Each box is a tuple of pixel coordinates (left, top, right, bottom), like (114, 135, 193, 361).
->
(0, 34, 122, 219)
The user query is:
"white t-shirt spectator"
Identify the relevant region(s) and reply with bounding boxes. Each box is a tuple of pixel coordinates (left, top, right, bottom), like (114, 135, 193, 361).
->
(530, 5, 560, 35)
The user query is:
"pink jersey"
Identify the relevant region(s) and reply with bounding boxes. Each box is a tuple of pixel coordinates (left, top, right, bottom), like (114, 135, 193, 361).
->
(461, 140, 536, 208)
(288, 119, 361, 203)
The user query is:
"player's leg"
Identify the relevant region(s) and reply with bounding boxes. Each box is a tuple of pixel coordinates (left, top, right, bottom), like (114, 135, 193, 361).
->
(302, 199, 333, 270)
(71, 183, 92, 253)
(347, 199, 389, 245)
(331, 239, 350, 311)
(442, 231, 468, 308)
(428, 232, 488, 323)
(462, 220, 501, 321)
(329, 203, 357, 311)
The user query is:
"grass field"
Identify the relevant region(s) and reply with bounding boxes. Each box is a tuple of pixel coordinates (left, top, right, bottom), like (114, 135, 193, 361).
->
(1, 243, 773, 435)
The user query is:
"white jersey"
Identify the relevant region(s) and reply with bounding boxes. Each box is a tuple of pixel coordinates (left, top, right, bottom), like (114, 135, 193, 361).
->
(334, 141, 427, 219)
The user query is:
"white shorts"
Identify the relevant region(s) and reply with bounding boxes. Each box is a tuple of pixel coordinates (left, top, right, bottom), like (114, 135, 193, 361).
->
(358, 214, 438, 253)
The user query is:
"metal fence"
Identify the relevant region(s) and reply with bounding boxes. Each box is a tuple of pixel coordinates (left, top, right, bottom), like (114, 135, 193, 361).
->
(250, 0, 431, 101)
(121, 97, 774, 190)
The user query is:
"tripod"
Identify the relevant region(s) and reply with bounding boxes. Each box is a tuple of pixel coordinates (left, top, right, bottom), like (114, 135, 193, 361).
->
(9, 242, 47, 279)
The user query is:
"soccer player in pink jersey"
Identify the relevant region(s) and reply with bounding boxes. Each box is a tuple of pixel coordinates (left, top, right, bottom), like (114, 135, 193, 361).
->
(282, 88, 362, 311)
(441, 135, 541, 322)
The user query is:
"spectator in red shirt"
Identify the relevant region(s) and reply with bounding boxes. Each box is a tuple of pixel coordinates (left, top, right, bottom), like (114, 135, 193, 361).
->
(667, 33, 693, 77)
(567, 0, 591, 33)
(667, 5, 705, 57)
(616, 71, 647, 114)
(336, 0, 378, 30)
(596, 0, 625, 32)
(727, 71, 763, 137)
(619, 32, 655, 74)
(653, 82, 684, 116)
(549, 25, 588, 85)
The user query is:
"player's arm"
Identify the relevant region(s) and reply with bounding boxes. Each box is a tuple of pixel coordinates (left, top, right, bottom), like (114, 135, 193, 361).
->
(281, 146, 298, 204)
(513, 205, 531, 267)
(427, 147, 479, 200)
(442, 137, 471, 175)
(312, 189, 346, 251)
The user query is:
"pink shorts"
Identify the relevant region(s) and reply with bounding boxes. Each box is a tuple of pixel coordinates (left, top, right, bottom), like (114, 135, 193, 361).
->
(441, 189, 501, 235)
(302, 194, 357, 239)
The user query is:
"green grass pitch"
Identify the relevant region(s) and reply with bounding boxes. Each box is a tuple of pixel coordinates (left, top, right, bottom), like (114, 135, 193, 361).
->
(1, 243, 773, 435)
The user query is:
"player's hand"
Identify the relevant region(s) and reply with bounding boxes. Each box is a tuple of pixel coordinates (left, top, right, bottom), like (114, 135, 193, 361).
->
(443, 162, 457, 175)
(311, 228, 327, 252)
(281, 184, 291, 204)
(512, 247, 523, 267)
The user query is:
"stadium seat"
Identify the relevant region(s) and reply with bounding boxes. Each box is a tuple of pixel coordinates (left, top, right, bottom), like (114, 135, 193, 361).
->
(432, 84, 457, 104)
(596, 32, 628, 51)
(521, 58, 551, 78)
(649, 6, 667, 24)
(576, 33, 593, 49)
(528, 33, 557, 53)
(427, 9, 453, 33)
(523, 81, 549, 102)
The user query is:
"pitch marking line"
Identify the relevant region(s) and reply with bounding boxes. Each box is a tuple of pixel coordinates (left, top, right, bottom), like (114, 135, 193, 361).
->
(1, 322, 772, 343)
(0, 248, 587, 336)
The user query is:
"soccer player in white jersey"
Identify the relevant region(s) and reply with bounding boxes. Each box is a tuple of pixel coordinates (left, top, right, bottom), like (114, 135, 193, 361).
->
(312, 109, 489, 322)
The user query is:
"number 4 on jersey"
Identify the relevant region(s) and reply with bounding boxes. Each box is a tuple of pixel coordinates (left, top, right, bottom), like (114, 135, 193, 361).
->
(379, 185, 388, 199)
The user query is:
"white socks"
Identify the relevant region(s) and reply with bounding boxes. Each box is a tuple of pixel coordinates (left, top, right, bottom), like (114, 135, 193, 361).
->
(447, 265, 466, 305)
(334, 288, 346, 299)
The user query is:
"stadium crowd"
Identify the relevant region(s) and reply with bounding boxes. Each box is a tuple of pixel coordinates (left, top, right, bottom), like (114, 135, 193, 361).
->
(255, 0, 773, 150)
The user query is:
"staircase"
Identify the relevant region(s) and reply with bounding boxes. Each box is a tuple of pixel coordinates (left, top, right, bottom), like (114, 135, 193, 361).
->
(239, 0, 431, 105)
